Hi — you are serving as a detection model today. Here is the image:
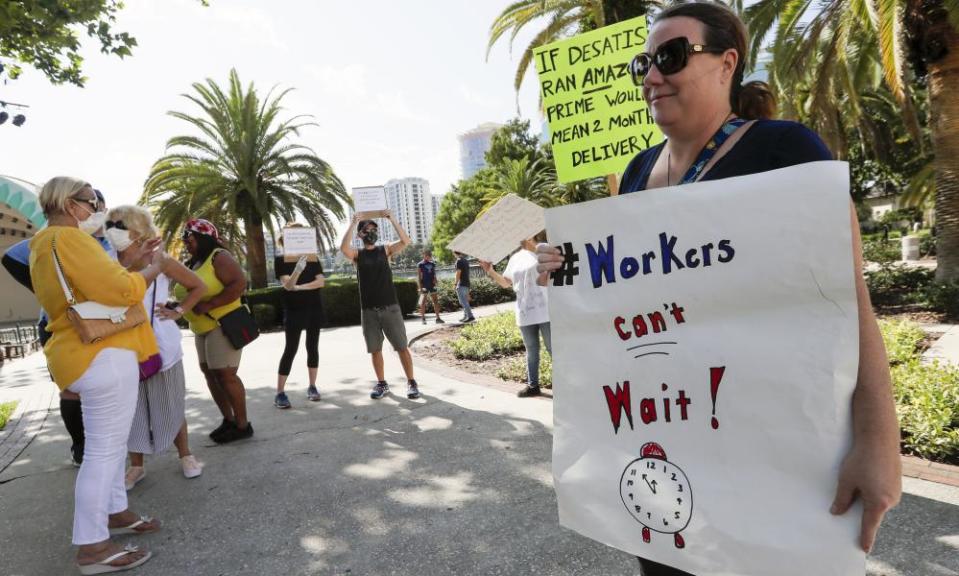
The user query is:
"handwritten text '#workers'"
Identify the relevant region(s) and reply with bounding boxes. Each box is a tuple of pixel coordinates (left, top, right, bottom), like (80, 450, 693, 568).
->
(583, 233, 736, 289)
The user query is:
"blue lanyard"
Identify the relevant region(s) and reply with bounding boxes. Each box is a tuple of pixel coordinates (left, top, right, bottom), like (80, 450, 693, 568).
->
(677, 118, 747, 185)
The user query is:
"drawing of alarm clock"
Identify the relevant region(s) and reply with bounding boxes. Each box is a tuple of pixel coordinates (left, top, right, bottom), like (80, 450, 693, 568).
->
(620, 442, 693, 549)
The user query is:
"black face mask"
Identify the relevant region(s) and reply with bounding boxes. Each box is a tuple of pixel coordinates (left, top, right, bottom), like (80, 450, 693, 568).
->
(363, 231, 378, 245)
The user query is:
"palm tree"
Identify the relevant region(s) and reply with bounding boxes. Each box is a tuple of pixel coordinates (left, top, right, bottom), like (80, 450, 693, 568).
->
(143, 69, 349, 288)
(487, 0, 659, 93)
(744, 1, 959, 279)
(483, 156, 560, 210)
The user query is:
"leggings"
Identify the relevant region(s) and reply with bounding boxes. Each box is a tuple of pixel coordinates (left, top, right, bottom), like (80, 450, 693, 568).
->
(278, 307, 322, 376)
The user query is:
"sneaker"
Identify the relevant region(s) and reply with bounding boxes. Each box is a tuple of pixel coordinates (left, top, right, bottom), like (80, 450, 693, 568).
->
(181, 455, 203, 479)
(71, 444, 83, 467)
(307, 386, 321, 402)
(435, 317, 445, 324)
(464, 316, 476, 323)
(125, 466, 146, 491)
(370, 381, 389, 399)
(274, 392, 292, 409)
(209, 418, 234, 440)
(422, 316, 427, 325)
(214, 422, 254, 444)
(517, 386, 542, 398)
(406, 380, 421, 399)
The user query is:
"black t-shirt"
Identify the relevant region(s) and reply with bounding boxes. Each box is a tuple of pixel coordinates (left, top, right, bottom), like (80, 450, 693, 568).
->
(620, 120, 833, 193)
(356, 246, 398, 309)
(455, 257, 471, 288)
(274, 256, 325, 315)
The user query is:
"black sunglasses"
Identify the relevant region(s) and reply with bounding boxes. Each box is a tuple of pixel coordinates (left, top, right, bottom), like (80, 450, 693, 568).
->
(629, 37, 726, 85)
(105, 220, 127, 230)
(181, 230, 193, 240)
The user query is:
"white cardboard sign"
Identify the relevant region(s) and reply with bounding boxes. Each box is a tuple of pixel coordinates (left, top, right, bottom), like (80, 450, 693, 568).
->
(353, 187, 388, 214)
(282, 227, 319, 262)
(448, 194, 545, 263)
(546, 162, 863, 576)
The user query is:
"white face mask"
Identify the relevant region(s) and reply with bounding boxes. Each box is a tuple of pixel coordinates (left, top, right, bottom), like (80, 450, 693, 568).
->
(78, 211, 107, 236)
(105, 228, 134, 252)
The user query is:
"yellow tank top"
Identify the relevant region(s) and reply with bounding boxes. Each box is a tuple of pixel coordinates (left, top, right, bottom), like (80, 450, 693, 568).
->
(175, 248, 242, 335)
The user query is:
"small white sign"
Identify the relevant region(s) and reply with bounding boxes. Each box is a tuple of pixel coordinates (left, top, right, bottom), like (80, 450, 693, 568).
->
(448, 194, 545, 264)
(353, 187, 388, 214)
(282, 227, 319, 262)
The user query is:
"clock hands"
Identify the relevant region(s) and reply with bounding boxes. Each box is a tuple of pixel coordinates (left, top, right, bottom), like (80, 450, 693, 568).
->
(641, 474, 658, 494)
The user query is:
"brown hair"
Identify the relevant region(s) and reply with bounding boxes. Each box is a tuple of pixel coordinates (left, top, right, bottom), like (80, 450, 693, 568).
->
(653, 1, 775, 120)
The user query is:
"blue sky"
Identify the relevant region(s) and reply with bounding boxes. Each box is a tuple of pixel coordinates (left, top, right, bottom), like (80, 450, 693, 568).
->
(0, 0, 548, 212)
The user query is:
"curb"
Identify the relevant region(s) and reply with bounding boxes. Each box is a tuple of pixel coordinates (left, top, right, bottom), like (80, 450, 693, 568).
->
(0, 384, 56, 474)
(901, 454, 959, 487)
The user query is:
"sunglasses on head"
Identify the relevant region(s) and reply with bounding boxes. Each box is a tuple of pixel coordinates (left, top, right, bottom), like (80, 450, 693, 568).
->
(105, 220, 127, 231)
(629, 37, 726, 85)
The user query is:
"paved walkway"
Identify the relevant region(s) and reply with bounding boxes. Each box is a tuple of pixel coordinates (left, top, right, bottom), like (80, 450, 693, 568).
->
(0, 305, 957, 575)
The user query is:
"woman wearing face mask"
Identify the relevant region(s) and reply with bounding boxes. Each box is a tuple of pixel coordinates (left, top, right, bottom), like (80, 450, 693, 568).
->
(175, 219, 253, 443)
(30, 177, 164, 574)
(104, 206, 207, 490)
(538, 3, 900, 575)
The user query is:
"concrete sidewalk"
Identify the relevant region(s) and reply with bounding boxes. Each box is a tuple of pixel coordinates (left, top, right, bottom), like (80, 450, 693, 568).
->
(0, 305, 956, 575)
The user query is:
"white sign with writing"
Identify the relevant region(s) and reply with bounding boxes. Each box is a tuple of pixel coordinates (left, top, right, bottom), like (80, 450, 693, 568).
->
(546, 162, 863, 576)
(282, 227, 319, 262)
(353, 187, 388, 214)
(448, 194, 545, 264)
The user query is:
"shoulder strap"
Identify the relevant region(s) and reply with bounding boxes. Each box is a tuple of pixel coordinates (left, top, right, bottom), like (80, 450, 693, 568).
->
(51, 235, 77, 305)
(694, 120, 758, 183)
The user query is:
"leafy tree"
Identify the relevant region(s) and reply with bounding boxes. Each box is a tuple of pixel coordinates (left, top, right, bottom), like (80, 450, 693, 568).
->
(0, 0, 206, 86)
(487, 0, 658, 92)
(485, 118, 541, 167)
(142, 69, 349, 288)
(744, 0, 959, 279)
(431, 171, 496, 261)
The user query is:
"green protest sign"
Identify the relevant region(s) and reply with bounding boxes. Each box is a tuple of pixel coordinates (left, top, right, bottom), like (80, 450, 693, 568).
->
(534, 16, 663, 184)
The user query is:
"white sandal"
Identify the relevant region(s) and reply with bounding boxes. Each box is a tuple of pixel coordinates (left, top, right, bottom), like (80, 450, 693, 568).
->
(109, 515, 159, 536)
(77, 544, 152, 574)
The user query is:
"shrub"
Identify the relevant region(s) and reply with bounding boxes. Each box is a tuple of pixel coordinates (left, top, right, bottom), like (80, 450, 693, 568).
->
(862, 238, 901, 264)
(919, 233, 936, 257)
(251, 303, 276, 330)
(0, 400, 17, 431)
(864, 264, 934, 307)
(878, 319, 926, 365)
(246, 279, 418, 327)
(924, 280, 959, 318)
(497, 350, 553, 388)
(891, 360, 959, 461)
(450, 312, 524, 359)
(435, 277, 515, 313)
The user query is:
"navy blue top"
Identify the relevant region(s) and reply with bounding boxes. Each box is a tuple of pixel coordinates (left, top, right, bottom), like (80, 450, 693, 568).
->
(418, 259, 437, 289)
(620, 120, 832, 193)
(455, 256, 471, 288)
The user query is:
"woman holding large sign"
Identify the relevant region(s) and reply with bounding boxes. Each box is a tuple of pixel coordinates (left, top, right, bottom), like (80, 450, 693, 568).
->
(538, 3, 901, 575)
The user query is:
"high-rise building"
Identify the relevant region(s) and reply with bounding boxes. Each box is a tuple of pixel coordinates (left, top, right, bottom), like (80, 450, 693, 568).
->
(458, 122, 502, 179)
(384, 178, 434, 245)
(431, 193, 443, 222)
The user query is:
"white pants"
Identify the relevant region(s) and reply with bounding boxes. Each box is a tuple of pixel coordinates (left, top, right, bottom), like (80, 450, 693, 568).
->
(67, 348, 139, 545)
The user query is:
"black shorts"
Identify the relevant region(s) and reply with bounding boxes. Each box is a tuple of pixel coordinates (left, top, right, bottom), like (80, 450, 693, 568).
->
(420, 286, 437, 294)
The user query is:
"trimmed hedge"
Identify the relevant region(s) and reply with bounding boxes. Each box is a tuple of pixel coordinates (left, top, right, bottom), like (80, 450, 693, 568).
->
(432, 278, 515, 312)
(246, 279, 418, 328)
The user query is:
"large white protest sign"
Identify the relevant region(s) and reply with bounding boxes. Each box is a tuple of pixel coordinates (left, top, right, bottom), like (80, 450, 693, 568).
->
(282, 227, 319, 263)
(546, 162, 863, 576)
(448, 194, 545, 263)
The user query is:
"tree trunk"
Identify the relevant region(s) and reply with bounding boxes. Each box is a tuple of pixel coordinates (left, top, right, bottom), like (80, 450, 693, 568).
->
(245, 210, 268, 289)
(931, 22, 959, 280)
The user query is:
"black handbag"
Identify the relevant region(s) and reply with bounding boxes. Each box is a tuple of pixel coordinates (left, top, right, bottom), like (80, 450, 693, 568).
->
(211, 304, 260, 350)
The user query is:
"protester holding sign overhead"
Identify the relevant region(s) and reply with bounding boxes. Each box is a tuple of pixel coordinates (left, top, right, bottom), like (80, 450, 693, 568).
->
(340, 210, 421, 400)
(274, 224, 326, 409)
(538, 3, 900, 575)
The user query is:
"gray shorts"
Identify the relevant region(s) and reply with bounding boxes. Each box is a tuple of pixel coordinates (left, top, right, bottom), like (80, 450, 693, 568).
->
(361, 304, 408, 353)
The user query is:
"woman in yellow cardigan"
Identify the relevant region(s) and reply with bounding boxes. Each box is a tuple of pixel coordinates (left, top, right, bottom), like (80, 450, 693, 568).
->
(30, 177, 165, 574)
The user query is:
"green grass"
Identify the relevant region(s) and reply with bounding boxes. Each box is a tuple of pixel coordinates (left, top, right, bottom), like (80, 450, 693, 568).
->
(497, 350, 552, 388)
(450, 312, 554, 388)
(0, 401, 18, 431)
